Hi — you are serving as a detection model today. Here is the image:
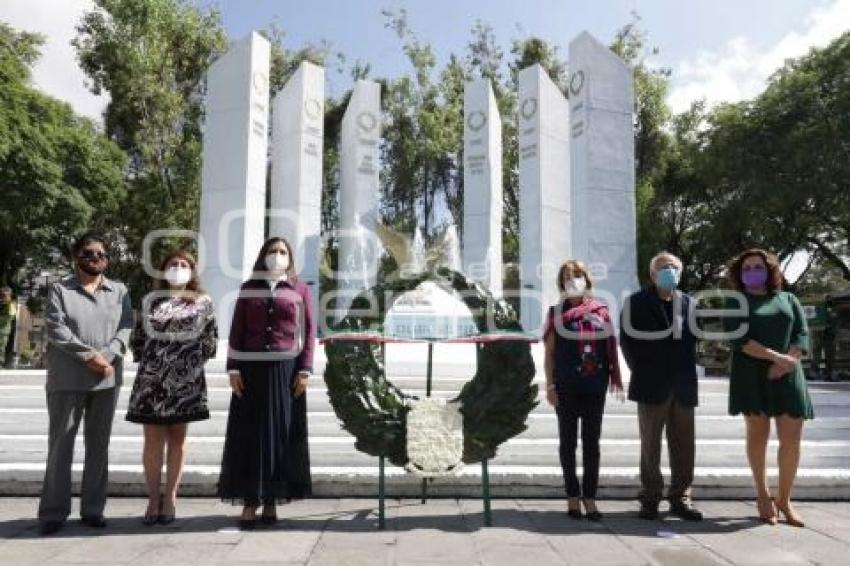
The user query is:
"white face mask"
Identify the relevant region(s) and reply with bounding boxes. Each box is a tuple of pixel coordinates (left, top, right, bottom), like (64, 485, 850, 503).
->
(563, 277, 587, 297)
(265, 252, 290, 273)
(164, 266, 192, 288)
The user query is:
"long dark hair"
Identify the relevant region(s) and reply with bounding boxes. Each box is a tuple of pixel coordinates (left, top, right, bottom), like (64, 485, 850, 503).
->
(726, 248, 785, 293)
(250, 237, 297, 281)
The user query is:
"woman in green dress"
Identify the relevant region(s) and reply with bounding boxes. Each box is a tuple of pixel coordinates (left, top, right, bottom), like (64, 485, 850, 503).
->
(724, 249, 812, 527)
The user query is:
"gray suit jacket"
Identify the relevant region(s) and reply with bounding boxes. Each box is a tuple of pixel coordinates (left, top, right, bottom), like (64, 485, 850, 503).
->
(45, 275, 133, 392)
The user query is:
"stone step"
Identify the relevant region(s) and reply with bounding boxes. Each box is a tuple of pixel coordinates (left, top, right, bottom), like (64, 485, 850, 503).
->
(1, 434, 848, 468)
(1, 408, 849, 439)
(4, 369, 849, 394)
(2, 368, 848, 498)
(0, 463, 847, 499)
(0, 375, 850, 413)
(2, 391, 849, 422)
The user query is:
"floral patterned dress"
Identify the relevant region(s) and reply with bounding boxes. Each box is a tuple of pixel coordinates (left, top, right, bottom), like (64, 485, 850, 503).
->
(127, 295, 218, 424)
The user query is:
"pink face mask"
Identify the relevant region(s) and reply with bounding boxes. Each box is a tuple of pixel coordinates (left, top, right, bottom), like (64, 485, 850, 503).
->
(742, 267, 768, 288)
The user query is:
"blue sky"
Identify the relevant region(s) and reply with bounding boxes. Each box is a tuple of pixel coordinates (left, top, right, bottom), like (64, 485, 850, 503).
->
(200, 0, 847, 109)
(3, 0, 849, 117)
(203, 0, 819, 70)
(3, 0, 842, 279)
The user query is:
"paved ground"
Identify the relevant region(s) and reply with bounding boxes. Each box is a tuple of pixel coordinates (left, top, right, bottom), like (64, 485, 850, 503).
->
(1, 497, 850, 565)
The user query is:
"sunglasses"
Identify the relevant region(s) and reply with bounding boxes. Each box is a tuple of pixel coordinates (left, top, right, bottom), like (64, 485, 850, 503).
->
(78, 250, 108, 261)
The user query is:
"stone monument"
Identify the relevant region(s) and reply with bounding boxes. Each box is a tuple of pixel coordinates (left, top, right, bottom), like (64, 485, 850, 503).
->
(518, 64, 571, 333)
(336, 80, 382, 320)
(199, 32, 270, 339)
(568, 32, 638, 313)
(462, 79, 503, 298)
(270, 61, 325, 320)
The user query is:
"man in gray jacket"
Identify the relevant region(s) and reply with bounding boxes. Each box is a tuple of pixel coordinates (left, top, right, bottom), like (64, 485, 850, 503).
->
(38, 233, 133, 535)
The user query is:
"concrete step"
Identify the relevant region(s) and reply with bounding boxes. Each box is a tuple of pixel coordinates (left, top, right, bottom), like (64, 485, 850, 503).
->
(0, 463, 847, 499)
(2, 434, 848, 468)
(1, 406, 849, 440)
(2, 389, 850, 421)
(5, 369, 850, 393)
(2, 367, 849, 498)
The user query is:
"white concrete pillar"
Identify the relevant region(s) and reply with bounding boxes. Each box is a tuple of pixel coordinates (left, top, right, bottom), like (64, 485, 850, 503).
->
(463, 79, 503, 298)
(518, 64, 571, 333)
(569, 31, 638, 314)
(199, 32, 270, 340)
(337, 80, 382, 320)
(270, 61, 324, 323)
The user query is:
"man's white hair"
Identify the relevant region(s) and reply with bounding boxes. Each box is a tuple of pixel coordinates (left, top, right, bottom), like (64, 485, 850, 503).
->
(649, 251, 683, 275)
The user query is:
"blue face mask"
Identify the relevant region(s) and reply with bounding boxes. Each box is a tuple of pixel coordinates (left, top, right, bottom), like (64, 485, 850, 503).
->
(656, 267, 680, 291)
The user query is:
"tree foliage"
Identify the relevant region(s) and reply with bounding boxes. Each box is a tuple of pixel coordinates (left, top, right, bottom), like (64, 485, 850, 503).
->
(0, 22, 125, 289)
(637, 29, 850, 292)
(73, 0, 228, 299)
(4, 0, 848, 305)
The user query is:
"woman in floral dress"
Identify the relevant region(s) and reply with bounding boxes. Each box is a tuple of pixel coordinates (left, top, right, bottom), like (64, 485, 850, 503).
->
(127, 250, 218, 525)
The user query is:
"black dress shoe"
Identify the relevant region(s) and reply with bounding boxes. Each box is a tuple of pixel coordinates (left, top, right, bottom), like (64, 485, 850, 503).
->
(669, 502, 703, 521)
(585, 510, 603, 521)
(567, 508, 582, 520)
(638, 504, 659, 520)
(39, 521, 63, 535)
(81, 516, 107, 528)
(238, 518, 258, 530)
(582, 499, 603, 521)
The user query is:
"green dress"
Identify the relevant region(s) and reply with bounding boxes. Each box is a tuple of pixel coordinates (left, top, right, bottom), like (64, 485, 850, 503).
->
(724, 291, 814, 419)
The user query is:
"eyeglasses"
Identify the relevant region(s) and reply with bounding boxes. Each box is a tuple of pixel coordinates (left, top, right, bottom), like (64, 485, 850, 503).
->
(78, 250, 108, 261)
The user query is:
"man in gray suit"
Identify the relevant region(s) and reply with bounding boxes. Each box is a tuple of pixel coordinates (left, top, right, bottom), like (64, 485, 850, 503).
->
(38, 233, 133, 535)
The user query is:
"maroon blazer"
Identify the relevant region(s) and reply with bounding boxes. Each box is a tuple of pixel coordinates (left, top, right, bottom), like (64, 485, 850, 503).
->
(226, 277, 316, 374)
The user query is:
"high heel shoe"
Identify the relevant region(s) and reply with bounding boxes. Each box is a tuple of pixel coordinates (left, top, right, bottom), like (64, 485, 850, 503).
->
(756, 496, 777, 525)
(582, 499, 603, 521)
(261, 504, 278, 525)
(159, 494, 176, 525)
(567, 498, 582, 520)
(774, 499, 805, 528)
(142, 495, 160, 526)
(238, 506, 259, 530)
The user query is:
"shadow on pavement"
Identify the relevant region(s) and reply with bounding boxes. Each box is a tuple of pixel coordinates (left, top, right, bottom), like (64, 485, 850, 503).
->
(3, 504, 764, 540)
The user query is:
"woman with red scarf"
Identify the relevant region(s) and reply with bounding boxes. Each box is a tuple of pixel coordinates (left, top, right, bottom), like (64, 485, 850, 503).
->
(543, 260, 623, 520)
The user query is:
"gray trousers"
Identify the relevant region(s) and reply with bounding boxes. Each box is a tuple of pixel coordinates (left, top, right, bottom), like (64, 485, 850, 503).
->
(637, 396, 695, 507)
(38, 387, 119, 523)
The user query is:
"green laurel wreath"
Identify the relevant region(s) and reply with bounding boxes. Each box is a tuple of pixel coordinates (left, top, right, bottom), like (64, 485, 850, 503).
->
(322, 268, 538, 468)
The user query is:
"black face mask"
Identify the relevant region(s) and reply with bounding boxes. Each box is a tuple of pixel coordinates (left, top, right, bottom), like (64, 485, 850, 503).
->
(77, 260, 106, 277)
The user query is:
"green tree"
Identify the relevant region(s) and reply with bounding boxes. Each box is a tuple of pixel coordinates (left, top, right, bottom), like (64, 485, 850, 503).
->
(74, 0, 228, 300)
(0, 22, 126, 288)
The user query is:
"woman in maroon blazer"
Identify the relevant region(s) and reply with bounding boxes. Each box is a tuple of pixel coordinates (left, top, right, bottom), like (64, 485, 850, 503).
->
(218, 237, 316, 529)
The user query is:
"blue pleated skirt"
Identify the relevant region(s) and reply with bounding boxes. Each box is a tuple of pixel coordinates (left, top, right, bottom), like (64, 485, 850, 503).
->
(218, 359, 311, 504)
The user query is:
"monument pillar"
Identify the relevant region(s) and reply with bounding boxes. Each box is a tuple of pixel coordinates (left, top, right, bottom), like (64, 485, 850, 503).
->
(518, 64, 571, 333)
(270, 61, 324, 322)
(569, 32, 638, 313)
(463, 79, 503, 298)
(199, 32, 270, 340)
(337, 80, 382, 320)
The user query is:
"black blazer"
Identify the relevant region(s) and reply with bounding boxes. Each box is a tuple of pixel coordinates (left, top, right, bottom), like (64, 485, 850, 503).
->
(619, 287, 698, 407)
